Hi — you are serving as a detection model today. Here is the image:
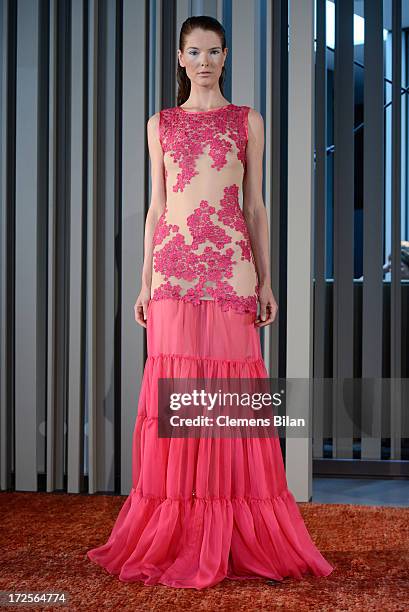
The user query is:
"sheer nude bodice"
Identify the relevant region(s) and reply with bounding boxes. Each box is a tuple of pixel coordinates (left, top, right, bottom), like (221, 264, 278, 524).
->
(151, 103, 259, 314)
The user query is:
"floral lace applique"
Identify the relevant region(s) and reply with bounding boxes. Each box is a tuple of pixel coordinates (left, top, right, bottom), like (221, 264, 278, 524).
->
(152, 104, 258, 315)
(152, 186, 258, 313)
(205, 280, 259, 313)
(236, 239, 252, 262)
(199, 246, 236, 281)
(153, 234, 205, 282)
(152, 209, 179, 246)
(153, 232, 236, 283)
(217, 185, 249, 235)
(151, 281, 183, 300)
(152, 282, 259, 313)
(187, 200, 232, 250)
(159, 105, 250, 193)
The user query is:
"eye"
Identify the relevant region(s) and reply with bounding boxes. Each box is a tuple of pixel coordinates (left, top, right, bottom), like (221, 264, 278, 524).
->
(188, 50, 220, 56)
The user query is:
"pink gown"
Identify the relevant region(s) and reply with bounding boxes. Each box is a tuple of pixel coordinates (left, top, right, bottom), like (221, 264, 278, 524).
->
(87, 103, 334, 588)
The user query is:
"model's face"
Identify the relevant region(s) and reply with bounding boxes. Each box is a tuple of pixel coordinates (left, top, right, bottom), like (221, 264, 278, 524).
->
(178, 29, 227, 87)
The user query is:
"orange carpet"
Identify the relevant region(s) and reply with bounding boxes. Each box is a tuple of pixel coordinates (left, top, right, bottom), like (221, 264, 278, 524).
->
(1, 491, 408, 611)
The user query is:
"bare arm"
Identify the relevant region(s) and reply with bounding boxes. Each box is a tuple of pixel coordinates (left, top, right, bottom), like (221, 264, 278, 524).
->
(242, 108, 278, 327)
(134, 112, 166, 327)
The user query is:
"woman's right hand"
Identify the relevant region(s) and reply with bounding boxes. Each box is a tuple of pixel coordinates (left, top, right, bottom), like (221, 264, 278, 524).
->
(134, 286, 151, 328)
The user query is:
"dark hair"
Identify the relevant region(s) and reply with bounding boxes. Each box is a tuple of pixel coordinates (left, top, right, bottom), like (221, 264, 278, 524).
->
(176, 16, 227, 107)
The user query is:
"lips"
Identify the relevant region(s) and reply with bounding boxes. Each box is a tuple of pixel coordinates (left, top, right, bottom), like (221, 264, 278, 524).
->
(199, 72, 211, 75)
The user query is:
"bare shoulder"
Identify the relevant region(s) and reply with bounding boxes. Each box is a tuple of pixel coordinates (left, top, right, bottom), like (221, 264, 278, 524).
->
(146, 112, 163, 150)
(147, 111, 160, 131)
(247, 107, 264, 134)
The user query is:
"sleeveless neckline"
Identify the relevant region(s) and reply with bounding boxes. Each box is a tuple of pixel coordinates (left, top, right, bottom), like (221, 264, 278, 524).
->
(177, 103, 234, 114)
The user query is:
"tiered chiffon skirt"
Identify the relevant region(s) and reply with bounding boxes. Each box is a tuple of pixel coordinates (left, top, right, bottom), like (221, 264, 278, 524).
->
(87, 298, 334, 588)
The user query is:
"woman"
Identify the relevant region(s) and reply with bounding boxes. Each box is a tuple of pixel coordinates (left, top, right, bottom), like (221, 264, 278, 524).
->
(87, 15, 334, 589)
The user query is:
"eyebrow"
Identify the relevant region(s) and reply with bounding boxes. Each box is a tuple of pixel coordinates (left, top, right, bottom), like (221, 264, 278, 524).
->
(186, 46, 222, 50)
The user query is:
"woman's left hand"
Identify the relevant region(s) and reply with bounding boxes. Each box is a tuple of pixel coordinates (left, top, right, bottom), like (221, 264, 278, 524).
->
(255, 283, 278, 327)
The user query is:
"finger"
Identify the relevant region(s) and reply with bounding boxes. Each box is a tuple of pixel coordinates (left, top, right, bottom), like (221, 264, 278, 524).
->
(256, 314, 270, 326)
(254, 302, 268, 322)
(136, 304, 147, 328)
(257, 312, 274, 327)
(142, 301, 149, 321)
(255, 304, 276, 327)
(137, 314, 147, 328)
(134, 303, 142, 322)
(259, 303, 267, 322)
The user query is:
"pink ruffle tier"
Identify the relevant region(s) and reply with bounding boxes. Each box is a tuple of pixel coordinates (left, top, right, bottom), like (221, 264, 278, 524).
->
(87, 299, 334, 588)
